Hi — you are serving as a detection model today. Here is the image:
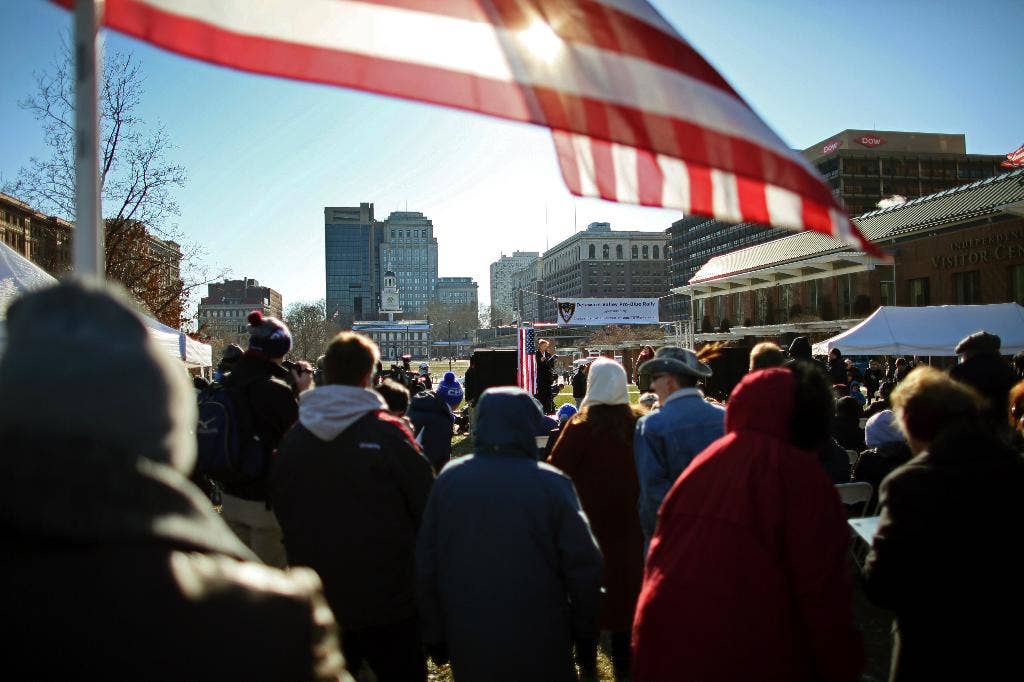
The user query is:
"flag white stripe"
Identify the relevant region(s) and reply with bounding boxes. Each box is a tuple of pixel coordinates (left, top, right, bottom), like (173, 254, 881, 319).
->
(765, 184, 805, 231)
(711, 170, 742, 223)
(657, 154, 691, 214)
(136, 0, 796, 157)
(571, 134, 601, 198)
(611, 143, 639, 204)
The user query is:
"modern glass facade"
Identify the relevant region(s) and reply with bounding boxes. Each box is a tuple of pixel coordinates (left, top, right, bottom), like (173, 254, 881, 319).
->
(325, 204, 381, 328)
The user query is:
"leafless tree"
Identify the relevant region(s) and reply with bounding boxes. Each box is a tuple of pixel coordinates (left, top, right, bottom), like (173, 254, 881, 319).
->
(285, 299, 334, 361)
(5, 43, 225, 328)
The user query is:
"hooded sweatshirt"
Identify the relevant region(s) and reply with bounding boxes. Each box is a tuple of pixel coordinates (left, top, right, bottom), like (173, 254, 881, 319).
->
(272, 383, 434, 630)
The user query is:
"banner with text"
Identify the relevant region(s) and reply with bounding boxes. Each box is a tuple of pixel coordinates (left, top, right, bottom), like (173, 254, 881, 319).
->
(556, 298, 659, 326)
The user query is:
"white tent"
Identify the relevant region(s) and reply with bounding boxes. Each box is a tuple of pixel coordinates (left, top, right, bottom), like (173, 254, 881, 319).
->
(812, 304, 1024, 357)
(0, 242, 212, 367)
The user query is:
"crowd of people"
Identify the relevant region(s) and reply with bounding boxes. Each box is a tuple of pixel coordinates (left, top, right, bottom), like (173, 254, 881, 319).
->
(4, 279, 1024, 681)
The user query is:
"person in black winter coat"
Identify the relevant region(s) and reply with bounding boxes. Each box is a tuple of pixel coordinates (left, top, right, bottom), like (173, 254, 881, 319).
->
(273, 332, 434, 682)
(949, 331, 1017, 436)
(219, 310, 311, 568)
(832, 396, 866, 452)
(407, 390, 456, 474)
(863, 367, 1024, 681)
(827, 348, 848, 385)
(1, 281, 351, 682)
(571, 362, 590, 407)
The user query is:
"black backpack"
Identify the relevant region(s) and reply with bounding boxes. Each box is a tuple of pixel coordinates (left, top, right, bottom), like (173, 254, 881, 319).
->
(195, 379, 267, 487)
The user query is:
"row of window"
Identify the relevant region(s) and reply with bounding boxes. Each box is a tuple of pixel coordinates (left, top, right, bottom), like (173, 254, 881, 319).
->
(695, 266, 1024, 327)
(585, 243, 662, 260)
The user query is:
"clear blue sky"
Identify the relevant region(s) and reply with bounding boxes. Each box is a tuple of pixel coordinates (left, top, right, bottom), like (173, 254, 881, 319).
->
(2, 0, 1021, 313)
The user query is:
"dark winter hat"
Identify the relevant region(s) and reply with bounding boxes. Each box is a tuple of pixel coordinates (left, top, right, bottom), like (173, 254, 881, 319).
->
(247, 310, 292, 358)
(954, 330, 1001, 356)
(222, 343, 243, 363)
(787, 336, 813, 360)
(0, 279, 195, 473)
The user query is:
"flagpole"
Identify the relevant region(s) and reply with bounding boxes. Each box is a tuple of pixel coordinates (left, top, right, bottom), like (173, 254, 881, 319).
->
(73, 0, 105, 278)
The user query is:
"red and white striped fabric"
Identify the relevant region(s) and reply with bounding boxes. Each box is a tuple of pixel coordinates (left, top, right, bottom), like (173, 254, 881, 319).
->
(517, 326, 537, 394)
(1001, 143, 1024, 169)
(58, 0, 881, 256)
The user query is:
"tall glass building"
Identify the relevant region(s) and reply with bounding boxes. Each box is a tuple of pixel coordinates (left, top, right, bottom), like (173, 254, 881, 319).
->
(378, 211, 438, 318)
(325, 203, 382, 327)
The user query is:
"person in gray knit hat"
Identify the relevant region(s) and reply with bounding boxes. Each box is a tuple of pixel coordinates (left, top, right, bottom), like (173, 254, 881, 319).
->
(0, 279, 351, 681)
(633, 346, 725, 544)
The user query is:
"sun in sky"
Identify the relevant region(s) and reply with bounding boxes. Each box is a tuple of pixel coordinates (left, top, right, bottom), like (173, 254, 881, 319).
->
(519, 19, 563, 64)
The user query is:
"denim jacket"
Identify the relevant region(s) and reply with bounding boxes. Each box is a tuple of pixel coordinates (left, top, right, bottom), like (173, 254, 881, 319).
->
(634, 388, 726, 542)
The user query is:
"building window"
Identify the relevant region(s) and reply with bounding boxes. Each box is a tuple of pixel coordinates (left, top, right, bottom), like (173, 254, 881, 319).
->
(653, 245, 660, 260)
(839, 274, 855, 317)
(616, 244, 623, 259)
(952, 270, 982, 304)
(602, 244, 609, 259)
(756, 288, 768, 325)
(880, 280, 895, 307)
(1011, 265, 1024, 305)
(907, 277, 930, 306)
(588, 244, 595, 259)
(642, 245, 649, 259)
(632, 245, 638, 259)
(779, 284, 793, 322)
(734, 292, 745, 322)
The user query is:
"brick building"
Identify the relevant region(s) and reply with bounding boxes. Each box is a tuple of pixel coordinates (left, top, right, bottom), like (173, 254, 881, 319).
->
(676, 168, 1024, 343)
(198, 278, 283, 340)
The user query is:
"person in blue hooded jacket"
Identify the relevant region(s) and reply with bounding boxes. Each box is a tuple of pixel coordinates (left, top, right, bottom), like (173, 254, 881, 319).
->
(436, 371, 464, 410)
(416, 388, 603, 681)
(406, 390, 455, 475)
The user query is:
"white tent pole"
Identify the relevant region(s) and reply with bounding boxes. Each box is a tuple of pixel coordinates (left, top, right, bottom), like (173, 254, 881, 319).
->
(73, 0, 104, 277)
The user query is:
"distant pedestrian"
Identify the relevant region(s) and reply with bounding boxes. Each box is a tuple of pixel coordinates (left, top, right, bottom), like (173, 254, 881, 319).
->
(407, 388, 456, 474)
(633, 345, 655, 385)
(827, 348, 847, 384)
(949, 330, 1017, 436)
(548, 358, 644, 680)
(571, 361, 590, 407)
(535, 338, 557, 413)
(417, 388, 603, 682)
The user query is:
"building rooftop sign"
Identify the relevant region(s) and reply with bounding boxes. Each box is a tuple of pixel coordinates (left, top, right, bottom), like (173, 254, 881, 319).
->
(855, 134, 886, 148)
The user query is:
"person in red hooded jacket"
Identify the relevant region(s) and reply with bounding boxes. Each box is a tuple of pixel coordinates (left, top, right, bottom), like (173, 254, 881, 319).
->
(633, 363, 863, 682)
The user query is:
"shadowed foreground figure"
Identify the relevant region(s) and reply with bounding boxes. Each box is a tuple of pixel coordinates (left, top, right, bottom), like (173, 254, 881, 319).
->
(0, 281, 349, 681)
(633, 365, 863, 682)
(417, 387, 603, 682)
(864, 367, 1024, 681)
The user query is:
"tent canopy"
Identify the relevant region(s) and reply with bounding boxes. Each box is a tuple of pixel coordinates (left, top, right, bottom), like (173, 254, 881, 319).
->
(0, 242, 211, 367)
(812, 304, 1024, 357)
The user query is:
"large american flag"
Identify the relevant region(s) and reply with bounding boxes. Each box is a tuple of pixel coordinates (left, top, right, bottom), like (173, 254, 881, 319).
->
(59, 0, 880, 256)
(517, 326, 537, 395)
(1001, 143, 1024, 169)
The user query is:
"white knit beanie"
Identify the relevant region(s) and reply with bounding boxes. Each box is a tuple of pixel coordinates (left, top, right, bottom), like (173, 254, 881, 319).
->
(580, 357, 630, 410)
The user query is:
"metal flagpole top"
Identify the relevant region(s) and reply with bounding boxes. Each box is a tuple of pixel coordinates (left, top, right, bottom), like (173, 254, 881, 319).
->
(73, 0, 105, 278)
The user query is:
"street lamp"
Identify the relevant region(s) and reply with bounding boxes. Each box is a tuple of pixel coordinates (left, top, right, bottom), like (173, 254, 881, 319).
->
(447, 319, 453, 372)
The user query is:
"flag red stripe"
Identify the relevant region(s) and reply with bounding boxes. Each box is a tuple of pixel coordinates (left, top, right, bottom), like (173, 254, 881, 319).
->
(77, 0, 838, 212)
(636, 146, 664, 207)
(552, 132, 583, 195)
(688, 165, 714, 217)
(736, 174, 770, 226)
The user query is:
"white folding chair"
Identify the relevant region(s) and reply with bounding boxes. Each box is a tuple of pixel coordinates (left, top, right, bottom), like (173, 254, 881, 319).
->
(835, 482, 873, 517)
(836, 481, 875, 564)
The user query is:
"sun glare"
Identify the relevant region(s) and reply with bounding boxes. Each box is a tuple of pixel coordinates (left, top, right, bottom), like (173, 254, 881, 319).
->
(519, 20, 562, 63)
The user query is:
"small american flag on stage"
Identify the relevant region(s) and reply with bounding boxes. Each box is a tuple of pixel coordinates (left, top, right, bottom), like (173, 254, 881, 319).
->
(518, 326, 537, 395)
